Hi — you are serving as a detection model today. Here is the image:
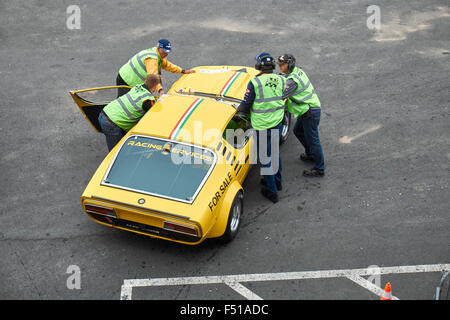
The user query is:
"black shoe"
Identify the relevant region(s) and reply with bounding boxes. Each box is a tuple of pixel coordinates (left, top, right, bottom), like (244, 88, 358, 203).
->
(276, 181, 282, 191)
(260, 178, 282, 191)
(261, 188, 279, 203)
(303, 168, 324, 177)
(300, 153, 314, 162)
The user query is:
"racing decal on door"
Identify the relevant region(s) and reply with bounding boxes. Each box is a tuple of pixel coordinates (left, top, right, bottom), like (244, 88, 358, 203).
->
(169, 98, 204, 140)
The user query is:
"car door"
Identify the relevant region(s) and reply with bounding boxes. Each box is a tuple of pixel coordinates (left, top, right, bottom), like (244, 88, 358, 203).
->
(69, 86, 130, 132)
(222, 118, 254, 184)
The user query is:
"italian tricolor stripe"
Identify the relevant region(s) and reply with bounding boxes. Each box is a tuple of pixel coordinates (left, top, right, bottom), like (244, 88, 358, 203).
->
(219, 71, 242, 96)
(169, 98, 204, 140)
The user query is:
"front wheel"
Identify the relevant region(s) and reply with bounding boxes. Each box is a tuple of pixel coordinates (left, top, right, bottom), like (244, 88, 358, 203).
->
(219, 191, 244, 243)
(280, 110, 292, 145)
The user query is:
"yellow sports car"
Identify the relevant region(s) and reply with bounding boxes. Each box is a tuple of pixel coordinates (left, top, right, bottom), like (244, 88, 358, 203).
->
(70, 66, 292, 245)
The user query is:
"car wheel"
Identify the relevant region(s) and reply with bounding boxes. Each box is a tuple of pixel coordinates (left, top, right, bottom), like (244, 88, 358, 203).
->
(219, 191, 243, 243)
(280, 110, 292, 145)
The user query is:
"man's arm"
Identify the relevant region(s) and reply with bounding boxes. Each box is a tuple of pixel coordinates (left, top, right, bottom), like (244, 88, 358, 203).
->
(145, 58, 195, 95)
(236, 82, 256, 115)
(142, 99, 156, 112)
(282, 78, 298, 100)
(161, 59, 195, 74)
(160, 58, 183, 73)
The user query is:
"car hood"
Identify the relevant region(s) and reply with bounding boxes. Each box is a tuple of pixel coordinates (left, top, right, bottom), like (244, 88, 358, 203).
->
(168, 66, 259, 101)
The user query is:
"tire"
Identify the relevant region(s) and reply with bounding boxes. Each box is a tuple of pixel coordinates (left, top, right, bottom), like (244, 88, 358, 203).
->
(219, 191, 244, 243)
(280, 110, 292, 145)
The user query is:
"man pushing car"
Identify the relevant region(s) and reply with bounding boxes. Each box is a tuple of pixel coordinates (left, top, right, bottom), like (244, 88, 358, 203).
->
(99, 74, 161, 151)
(235, 52, 285, 203)
(116, 39, 195, 97)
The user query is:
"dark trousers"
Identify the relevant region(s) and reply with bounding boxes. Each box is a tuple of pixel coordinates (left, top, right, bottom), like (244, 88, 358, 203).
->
(293, 110, 325, 172)
(98, 111, 125, 151)
(257, 123, 283, 196)
(116, 74, 131, 98)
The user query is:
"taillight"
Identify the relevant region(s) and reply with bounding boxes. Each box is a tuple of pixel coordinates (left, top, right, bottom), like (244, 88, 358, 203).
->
(84, 204, 116, 218)
(164, 221, 198, 237)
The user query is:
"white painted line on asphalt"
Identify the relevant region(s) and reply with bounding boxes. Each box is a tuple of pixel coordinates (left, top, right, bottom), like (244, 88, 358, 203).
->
(224, 281, 263, 300)
(346, 274, 399, 300)
(120, 284, 133, 301)
(120, 263, 450, 300)
(339, 124, 381, 144)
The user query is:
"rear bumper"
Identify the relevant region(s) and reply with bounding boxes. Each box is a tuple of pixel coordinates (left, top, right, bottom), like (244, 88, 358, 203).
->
(88, 212, 201, 243)
(82, 197, 204, 245)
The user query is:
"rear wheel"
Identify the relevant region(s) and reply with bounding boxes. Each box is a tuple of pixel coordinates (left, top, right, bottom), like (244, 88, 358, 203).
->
(219, 191, 243, 243)
(280, 110, 292, 145)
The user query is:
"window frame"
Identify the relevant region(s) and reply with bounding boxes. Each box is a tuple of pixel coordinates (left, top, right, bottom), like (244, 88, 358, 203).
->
(222, 119, 253, 150)
(100, 134, 217, 204)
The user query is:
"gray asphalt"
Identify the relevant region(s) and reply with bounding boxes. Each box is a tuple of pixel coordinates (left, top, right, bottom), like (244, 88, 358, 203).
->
(1, 0, 449, 300)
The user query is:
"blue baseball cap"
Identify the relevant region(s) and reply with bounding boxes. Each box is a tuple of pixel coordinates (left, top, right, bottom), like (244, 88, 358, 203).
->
(158, 39, 172, 53)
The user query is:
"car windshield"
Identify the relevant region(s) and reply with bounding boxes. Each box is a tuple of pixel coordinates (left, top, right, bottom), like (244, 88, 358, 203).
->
(103, 135, 215, 202)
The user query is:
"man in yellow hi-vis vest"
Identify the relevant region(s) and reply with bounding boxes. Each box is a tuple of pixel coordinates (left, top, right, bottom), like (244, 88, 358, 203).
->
(236, 52, 285, 203)
(277, 54, 325, 177)
(116, 39, 195, 97)
(98, 74, 161, 151)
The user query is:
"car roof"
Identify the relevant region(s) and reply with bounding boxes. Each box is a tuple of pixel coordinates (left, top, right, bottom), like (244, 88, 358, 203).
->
(130, 94, 235, 149)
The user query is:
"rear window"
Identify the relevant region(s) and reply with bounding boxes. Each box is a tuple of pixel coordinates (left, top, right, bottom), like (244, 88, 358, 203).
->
(102, 135, 215, 203)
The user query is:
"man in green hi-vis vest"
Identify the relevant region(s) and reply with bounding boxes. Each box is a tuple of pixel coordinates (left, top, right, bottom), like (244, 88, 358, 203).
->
(277, 54, 325, 177)
(116, 39, 195, 97)
(98, 74, 161, 151)
(236, 52, 285, 203)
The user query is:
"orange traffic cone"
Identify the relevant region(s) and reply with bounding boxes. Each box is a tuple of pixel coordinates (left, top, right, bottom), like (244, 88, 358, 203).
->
(380, 282, 392, 300)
